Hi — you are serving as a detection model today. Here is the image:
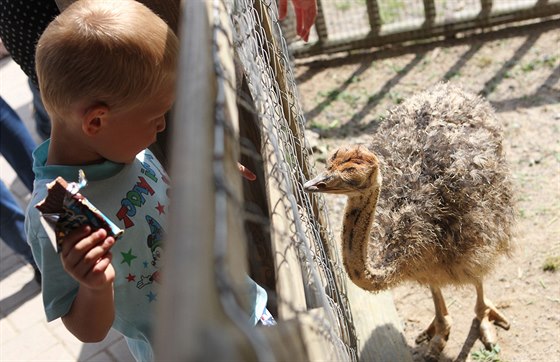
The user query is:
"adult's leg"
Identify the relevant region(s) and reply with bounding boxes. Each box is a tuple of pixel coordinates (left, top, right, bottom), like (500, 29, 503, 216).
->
(0, 96, 36, 192)
(0, 181, 36, 268)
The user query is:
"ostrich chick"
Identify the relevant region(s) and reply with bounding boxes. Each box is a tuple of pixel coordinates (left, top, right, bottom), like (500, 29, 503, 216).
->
(304, 83, 514, 360)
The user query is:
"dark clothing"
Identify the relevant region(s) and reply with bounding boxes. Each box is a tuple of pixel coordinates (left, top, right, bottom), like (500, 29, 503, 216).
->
(0, 97, 37, 268)
(0, 0, 60, 86)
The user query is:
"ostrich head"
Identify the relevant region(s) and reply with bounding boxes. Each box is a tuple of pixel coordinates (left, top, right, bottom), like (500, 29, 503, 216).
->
(304, 145, 381, 196)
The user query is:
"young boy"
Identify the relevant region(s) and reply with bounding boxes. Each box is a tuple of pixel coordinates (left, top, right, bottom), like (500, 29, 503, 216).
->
(25, 1, 269, 360)
(24, 1, 176, 360)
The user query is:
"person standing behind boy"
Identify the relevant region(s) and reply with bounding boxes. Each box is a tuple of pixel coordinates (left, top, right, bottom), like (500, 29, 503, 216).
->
(25, 1, 176, 360)
(0, 96, 41, 284)
(0, 0, 60, 140)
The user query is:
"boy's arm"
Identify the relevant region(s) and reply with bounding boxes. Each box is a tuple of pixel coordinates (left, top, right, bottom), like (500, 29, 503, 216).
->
(58, 226, 116, 342)
(62, 282, 115, 342)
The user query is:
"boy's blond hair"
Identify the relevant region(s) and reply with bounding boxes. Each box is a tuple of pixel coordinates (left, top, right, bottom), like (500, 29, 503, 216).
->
(36, 0, 178, 120)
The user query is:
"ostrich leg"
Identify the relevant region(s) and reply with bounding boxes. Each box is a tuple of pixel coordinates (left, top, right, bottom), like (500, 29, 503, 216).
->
(474, 279, 510, 349)
(415, 285, 452, 360)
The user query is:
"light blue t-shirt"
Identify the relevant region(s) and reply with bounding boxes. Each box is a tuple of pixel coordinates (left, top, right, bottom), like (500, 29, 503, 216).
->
(26, 140, 170, 361)
(25, 140, 268, 361)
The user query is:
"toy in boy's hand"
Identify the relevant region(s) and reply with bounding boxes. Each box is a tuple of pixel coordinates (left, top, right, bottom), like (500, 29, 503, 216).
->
(35, 170, 124, 252)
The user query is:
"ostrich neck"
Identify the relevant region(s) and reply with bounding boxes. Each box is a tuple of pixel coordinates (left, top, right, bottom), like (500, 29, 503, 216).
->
(342, 184, 392, 291)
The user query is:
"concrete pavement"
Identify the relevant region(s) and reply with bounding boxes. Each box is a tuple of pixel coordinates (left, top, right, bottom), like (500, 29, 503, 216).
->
(0, 56, 135, 361)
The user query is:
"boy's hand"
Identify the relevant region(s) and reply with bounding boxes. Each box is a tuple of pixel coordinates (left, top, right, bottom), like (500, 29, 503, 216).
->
(278, 0, 317, 42)
(238, 162, 257, 181)
(59, 225, 116, 290)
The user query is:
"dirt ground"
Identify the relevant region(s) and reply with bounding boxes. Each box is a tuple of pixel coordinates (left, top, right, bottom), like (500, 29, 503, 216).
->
(293, 20, 560, 362)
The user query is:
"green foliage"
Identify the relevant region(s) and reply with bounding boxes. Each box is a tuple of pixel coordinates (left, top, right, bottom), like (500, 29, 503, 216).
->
(335, 0, 351, 11)
(334, 0, 369, 12)
(521, 61, 537, 72)
(520, 55, 559, 73)
(543, 256, 560, 272)
(339, 92, 360, 107)
(477, 56, 493, 68)
(309, 119, 340, 131)
(389, 62, 406, 74)
(318, 89, 340, 99)
(471, 344, 502, 362)
(543, 55, 559, 67)
(388, 91, 404, 105)
(444, 70, 461, 80)
(318, 89, 361, 107)
(379, 0, 405, 23)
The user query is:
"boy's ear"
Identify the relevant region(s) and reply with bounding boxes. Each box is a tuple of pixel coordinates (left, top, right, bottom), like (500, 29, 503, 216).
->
(82, 104, 109, 136)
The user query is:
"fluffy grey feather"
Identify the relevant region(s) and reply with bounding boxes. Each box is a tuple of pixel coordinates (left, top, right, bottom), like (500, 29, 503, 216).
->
(369, 82, 514, 286)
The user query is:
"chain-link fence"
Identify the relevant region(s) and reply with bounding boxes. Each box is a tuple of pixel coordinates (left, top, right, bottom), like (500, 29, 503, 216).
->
(155, 0, 390, 360)
(286, 0, 560, 57)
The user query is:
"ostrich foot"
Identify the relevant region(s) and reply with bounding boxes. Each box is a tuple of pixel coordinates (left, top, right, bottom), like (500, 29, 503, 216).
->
(477, 303, 510, 350)
(415, 315, 452, 361)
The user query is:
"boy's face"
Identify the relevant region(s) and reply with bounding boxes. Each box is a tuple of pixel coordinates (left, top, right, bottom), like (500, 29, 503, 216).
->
(95, 88, 175, 164)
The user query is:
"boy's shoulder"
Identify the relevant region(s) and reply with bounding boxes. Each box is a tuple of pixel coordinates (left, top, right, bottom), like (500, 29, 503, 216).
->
(26, 177, 51, 229)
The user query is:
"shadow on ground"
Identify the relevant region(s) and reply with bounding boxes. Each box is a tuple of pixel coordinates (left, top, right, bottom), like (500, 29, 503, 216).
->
(296, 19, 560, 140)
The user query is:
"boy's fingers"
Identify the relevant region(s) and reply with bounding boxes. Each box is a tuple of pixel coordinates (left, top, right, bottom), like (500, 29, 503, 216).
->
(75, 228, 107, 252)
(60, 228, 108, 269)
(58, 225, 91, 249)
(82, 236, 115, 266)
(65, 237, 114, 279)
(59, 226, 94, 260)
(81, 253, 115, 289)
(90, 252, 113, 275)
(238, 162, 257, 181)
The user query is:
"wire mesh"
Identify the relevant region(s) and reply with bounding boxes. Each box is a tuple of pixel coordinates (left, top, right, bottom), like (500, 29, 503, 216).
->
(224, 0, 359, 359)
(290, 0, 560, 56)
(157, 0, 364, 359)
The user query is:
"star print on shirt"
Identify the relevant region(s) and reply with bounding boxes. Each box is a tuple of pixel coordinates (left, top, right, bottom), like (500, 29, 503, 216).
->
(126, 273, 136, 282)
(121, 248, 137, 266)
(146, 291, 157, 302)
(156, 202, 165, 215)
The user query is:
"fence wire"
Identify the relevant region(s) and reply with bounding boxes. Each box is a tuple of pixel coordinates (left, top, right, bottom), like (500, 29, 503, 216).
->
(287, 0, 560, 56)
(211, 0, 359, 360)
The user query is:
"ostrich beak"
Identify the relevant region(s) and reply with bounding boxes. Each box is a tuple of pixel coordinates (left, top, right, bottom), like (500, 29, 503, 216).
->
(303, 173, 330, 193)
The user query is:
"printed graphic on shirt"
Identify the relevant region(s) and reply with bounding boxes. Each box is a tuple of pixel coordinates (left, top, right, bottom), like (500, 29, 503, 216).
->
(116, 153, 168, 304)
(115, 153, 171, 229)
(116, 176, 155, 229)
(136, 215, 163, 289)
